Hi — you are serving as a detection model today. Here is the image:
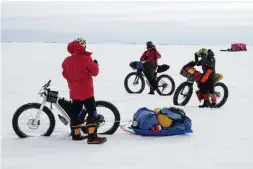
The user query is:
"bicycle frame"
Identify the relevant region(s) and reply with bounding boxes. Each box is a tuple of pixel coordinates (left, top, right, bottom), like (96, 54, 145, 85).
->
(33, 95, 71, 125)
(133, 69, 164, 87)
(179, 78, 222, 98)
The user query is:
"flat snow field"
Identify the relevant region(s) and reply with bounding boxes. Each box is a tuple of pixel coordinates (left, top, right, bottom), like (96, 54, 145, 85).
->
(1, 42, 253, 169)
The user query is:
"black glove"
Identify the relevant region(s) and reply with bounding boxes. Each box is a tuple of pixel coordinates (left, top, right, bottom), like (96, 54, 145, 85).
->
(194, 52, 200, 63)
(182, 60, 196, 69)
(93, 59, 98, 65)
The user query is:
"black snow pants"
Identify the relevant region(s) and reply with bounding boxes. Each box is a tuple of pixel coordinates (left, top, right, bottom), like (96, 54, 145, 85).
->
(198, 76, 215, 94)
(71, 97, 97, 127)
(58, 96, 97, 127)
(142, 61, 158, 90)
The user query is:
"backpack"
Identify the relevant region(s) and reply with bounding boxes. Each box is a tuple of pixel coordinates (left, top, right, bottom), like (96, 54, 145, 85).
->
(159, 107, 192, 132)
(131, 107, 159, 130)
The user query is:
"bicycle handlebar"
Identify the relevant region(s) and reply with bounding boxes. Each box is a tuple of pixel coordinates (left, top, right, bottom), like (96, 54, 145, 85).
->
(42, 80, 51, 89)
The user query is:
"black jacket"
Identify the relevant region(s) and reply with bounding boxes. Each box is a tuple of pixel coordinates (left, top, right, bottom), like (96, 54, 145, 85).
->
(195, 49, 216, 81)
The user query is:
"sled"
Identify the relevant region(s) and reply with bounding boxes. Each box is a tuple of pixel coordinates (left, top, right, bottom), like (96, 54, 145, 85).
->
(120, 122, 193, 137)
(220, 49, 247, 52)
(220, 43, 247, 52)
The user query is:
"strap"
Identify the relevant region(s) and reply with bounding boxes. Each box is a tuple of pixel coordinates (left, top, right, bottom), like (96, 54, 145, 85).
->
(143, 51, 148, 61)
(153, 49, 157, 61)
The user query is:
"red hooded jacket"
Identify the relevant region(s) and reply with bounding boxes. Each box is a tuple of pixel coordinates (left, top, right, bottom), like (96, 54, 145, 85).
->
(62, 41, 99, 101)
(140, 45, 161, 66)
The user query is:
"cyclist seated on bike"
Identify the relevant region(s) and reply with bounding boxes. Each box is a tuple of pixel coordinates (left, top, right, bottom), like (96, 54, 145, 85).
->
(194, 48, 217, 108)
(62, 38, 107, 144)
(140, 41, 162, 95)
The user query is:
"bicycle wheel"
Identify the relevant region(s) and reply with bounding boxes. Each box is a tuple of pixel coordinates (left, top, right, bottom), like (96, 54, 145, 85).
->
(124, 72, 145, 93)
(173, 82, 194, 106)
(81, 101, 121, 135)
(12, 103, 56, 138)
(156, 74, 176, 96)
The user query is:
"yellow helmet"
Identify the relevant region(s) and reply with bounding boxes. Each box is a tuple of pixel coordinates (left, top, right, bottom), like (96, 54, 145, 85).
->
(74, 38, 86, 47)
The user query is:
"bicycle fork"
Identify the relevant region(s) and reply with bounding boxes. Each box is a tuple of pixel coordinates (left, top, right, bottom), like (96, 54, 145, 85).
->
(33, 97, 47, 125)
(133, 75, 140, 85)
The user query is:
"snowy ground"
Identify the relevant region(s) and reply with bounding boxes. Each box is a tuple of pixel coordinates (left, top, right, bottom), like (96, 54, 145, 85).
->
(1, 42, 253, 169)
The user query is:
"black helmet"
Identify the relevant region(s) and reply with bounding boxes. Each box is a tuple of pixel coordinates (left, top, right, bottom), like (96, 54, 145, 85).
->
(146, 41, 153, 49)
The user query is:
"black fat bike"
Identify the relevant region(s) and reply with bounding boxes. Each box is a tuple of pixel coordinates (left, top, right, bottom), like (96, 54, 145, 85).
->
(173, 66, 229, 108)
(124, 61, 176, 96)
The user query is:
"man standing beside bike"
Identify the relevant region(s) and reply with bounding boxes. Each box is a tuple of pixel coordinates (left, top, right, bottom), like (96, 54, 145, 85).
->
(140, 41, 162, 95)
(62, 38, 107, 144)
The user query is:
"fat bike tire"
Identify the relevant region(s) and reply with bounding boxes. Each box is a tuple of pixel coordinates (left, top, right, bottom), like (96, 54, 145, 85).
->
(81, 101, 121, 135)
(124, 72, 145, 94)
(12, 103, 56, 138)
(173, 82, 193, 106)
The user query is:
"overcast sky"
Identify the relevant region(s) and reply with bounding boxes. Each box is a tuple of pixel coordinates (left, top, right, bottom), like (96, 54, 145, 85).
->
(2, 1, 253, 44)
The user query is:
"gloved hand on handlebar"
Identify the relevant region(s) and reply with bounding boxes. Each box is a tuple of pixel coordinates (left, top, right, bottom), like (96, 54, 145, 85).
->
(182, 60, 196, 70)
(93, 59, 98, 65)
(136, 61, 143, 70)
(195, 52, 202, 63)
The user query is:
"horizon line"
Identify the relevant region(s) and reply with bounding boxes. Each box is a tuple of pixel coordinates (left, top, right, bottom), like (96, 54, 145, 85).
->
(1, 41, 252, 46)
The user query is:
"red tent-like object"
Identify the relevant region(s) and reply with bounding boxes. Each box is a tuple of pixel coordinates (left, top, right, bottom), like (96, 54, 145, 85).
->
(231, 43, 247, 51)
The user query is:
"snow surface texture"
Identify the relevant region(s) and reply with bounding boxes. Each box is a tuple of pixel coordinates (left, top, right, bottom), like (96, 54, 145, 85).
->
(1, 42, 253, 169)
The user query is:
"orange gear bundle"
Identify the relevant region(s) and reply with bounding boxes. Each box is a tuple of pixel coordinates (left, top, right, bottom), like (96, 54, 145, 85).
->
(181, 66, 202, 82)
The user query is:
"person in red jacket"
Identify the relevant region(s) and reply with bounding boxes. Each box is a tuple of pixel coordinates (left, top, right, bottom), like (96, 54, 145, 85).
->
(140, 41, 161, 94)
(62, 38, 107, 144)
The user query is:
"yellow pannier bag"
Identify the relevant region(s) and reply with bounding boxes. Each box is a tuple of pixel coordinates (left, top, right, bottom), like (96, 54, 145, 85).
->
(187, 68, 196, 75)
(216, 73, 223, 81)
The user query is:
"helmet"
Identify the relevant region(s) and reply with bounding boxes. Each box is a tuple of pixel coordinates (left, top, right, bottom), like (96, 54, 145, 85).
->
(146, 41, 153, 49)
(197, 48, 208, 57)
(74, 38, 86, 47)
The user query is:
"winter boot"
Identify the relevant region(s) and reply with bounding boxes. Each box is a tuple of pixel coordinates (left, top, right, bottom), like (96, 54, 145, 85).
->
(210, 103, 217, 108)
(71, 127, 87, 141)
(199, 100, 211, 108)
(87, 133, 107, 144)
(210, 94, 217, 108)
(148, 87, 155, 95)
(199, 94, 211, 108)
(87, 125, 107, 144)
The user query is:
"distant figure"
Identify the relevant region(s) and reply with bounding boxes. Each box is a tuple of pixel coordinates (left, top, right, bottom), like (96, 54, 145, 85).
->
(62, 38, 107, 144)
(140, 41, 162, 95)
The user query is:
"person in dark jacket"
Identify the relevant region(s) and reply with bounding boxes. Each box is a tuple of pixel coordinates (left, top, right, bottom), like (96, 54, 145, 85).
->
(62, 38, 107, 144)
(194, 48, 217, 108)
(140, 41, 162, 94)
